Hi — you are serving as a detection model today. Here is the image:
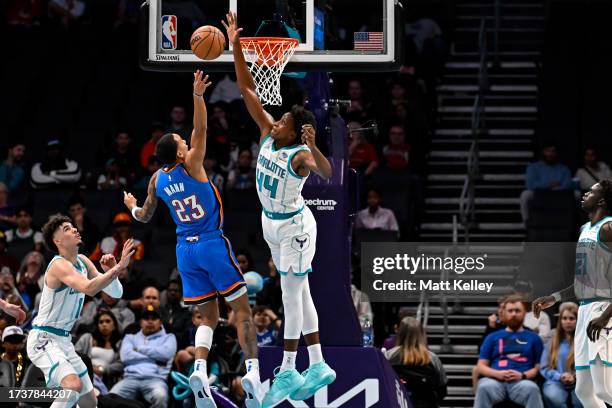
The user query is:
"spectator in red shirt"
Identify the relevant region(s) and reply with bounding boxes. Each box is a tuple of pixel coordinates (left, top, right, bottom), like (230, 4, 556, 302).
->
(140, 122, 165, 169)
(383, 125, 411, 172)
(348, 122, 378, 176)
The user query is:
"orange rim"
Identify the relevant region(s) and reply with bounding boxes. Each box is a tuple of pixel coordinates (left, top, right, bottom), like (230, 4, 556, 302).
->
(240, 37, 299, 66)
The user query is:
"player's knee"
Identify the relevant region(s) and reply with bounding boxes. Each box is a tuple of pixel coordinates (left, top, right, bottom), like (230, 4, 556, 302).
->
(61, 375, 83, 392)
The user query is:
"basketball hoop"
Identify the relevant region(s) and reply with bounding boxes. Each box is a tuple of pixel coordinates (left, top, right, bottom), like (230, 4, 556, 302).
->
(239, 37, 299, 106)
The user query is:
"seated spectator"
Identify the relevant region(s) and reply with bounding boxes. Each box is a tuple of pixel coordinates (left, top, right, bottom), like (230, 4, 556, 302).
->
(78, 291, 135, 334)
(75, 310, 123, 393)
(67, 196, 100, 257)
(128, 286, 162, 321)
(139, 122, 165, 169)
(385, 317, 447, 408)
(204, 157, 225, 195)
(1, 326, 30, 387)
(166, 105, 192, 142)
(474, 295, 544, 408)
(160, 279, 190, 334)
(30, 139, 81, 189)
(227, 149, 256, 190)
(348, 122, 379, 176)
(252, 305, 279, 346)
(520, 142, 573, 224)
(97, 159, 128, 190)
(91, 212, 144, 261)
(110, 305, 177, 407)
(133, 156, 161, 190)
(4, 206, 44, 262)
(514, 280, 552, 343)
(574, 147, 612, 192)
(0, 231, 19, 276)
(15, 251, 45, 310)
(382, 125, 411, 172)
(540, 302, 582, 408)
(208, 103, 232, 163)
(256, 257, 282, 315)
(174, 307, 202, 372)
(0, 182, 16, 230)
(235, 249, 255, 273)
(0, 142, 26, 194)
(344, 79, 374, 122)
(104, 131, 139, 186)
(382, 307, 413, 350)
(355, 189, 399, 232)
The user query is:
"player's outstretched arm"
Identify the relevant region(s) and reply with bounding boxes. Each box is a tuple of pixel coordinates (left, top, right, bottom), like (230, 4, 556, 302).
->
(186, 70, 212, 173)
(532, 284, 574, 318)
(222, 11, 274, 140)
(79, 253, 124, 299)
(0, 298, 26, 324)
(124, 171, 159, 223)
(52, 240, 135, 297)
(294, 124, 332, 179)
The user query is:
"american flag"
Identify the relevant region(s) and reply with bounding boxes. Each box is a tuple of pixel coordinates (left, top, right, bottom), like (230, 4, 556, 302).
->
(353, 32, 384, 51)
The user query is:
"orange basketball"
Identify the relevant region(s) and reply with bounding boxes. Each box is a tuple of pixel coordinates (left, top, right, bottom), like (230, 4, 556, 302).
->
(190, 26, 226, 60)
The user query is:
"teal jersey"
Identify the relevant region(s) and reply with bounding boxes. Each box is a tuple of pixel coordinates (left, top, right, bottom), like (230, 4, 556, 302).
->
(575, 216, 612, 300)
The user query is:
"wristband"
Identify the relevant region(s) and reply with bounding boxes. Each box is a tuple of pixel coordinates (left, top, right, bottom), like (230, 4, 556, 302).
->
(193, 92, 203, 97)
(552, 292, 561, 302)
(131, 206, 142, 219)
(522, 372, 527, 380)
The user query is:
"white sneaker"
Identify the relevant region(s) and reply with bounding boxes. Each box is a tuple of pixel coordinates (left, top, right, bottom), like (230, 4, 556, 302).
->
(241, 369, 264, 408)
(189, 370, 217, 408)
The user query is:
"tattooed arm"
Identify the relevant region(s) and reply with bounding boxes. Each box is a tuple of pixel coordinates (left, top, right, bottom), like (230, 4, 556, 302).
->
(123, 171, 159, 223)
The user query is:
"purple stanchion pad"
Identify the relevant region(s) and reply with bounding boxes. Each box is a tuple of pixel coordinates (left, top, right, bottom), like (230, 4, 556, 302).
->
(259, 346, 412, 408)
(212, 388, 240, 408)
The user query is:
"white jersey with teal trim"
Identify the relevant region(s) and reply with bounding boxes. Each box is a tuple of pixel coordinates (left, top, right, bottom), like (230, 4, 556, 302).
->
(256, 135, 310, 215)
(33, 255, 87, 332)
(574, 216, 612, 300)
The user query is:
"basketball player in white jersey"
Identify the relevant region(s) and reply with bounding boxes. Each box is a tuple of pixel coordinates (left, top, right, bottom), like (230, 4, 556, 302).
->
(223, 11, 336, 407)
(27, 215, 133, 408)
(533, 179, 612, 407)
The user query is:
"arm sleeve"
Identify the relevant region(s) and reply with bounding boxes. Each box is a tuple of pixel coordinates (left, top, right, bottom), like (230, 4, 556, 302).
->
(102, 278, 123, 298)
(539, 343, 561, 382)
(136, 334, 178, 363)
(119, 335, 150, 364)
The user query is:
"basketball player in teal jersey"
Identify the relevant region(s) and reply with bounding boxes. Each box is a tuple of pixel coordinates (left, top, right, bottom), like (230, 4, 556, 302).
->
(123, 71, 264, 408)
(533, 179, 612, 407)
(223, 11, 336, 407)
(27, 215, 132, 408)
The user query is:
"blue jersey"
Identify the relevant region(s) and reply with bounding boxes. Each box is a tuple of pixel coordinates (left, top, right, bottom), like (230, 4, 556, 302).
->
(479, 329, 543, 372)
(156, 164, 223, 237)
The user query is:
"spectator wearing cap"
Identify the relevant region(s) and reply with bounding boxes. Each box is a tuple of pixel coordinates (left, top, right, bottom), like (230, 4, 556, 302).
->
(97, 158, 128, 190)
(110, 305, 177, 408)
(1, 326, 30, 387)
(0, 182, 16, 231)
(0, 231, 19, 276)
(91, 212, 144, 262)
(0, 142, 26, 194)
(4, 206, 44, 263)
(30, 139, 81, 189)
(67, 196, 100, 257)
(140, 122, 165, 169)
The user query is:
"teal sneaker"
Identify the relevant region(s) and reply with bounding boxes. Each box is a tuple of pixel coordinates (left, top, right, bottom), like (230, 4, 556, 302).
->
(262, 367, 305, 408)
(289, 362, 337, 401)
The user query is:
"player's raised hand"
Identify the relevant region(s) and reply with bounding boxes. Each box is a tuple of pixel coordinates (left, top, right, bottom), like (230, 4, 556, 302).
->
(100, 253, 117, 272)
(193, 70, 212, 96)
(222, 10, 243, 45)
(0, 299, 26, 324)
(123, 191, 137, 211)
(117, 238, 136, 270)
(301, 124, 316, 149)
(531, 295, 556, 319)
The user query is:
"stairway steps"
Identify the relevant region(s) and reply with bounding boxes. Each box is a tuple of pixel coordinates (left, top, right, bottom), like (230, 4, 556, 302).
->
(434, 128, 534, 136)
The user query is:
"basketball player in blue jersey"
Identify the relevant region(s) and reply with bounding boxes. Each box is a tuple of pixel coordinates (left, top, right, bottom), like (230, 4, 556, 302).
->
(123, 71, 264, 408)
(223, 12, 336, 407)
(27, 215, 132, 408)
(533, 179, 612, 407)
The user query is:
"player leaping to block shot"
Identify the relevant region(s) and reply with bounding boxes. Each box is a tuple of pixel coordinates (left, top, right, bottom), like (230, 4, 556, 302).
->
(222, 11, 336, 407)
(27, 215, 132, 408)
(123, 71, 264, 408)
(533, 179, 612, 408)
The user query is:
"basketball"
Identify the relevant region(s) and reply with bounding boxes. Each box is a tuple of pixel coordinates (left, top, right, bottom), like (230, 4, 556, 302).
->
(190, 25, 225, 60)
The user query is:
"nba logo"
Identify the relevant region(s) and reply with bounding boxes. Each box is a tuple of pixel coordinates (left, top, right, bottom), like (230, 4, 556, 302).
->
(161, 15, 177, 50)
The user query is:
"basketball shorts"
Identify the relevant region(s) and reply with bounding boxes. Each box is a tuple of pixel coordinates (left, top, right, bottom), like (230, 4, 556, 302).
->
(575, 300, 612, 369)
(176, 230, 246, 305)
(261, 206, 317, 276)
(27, 327, 93, 395)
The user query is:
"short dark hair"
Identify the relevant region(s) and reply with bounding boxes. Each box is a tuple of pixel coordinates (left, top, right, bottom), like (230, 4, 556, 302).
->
(14, 205, 32, 216)
(155, 133, 178, 165)
(290, 105, 316, 143)
(252, 305, 268, 315)
(599, 178, 612, 212)
(42, 215, 72, 253)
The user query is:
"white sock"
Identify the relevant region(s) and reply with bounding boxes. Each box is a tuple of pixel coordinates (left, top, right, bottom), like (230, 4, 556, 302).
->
(307, 344, 324, 366)
(280, 351, 297, 371)
(194, 358, 207, 374)
(245, 358, 259, 374)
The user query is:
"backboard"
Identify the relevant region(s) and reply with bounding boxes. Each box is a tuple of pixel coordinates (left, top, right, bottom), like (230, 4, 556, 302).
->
(140, 0, 403, 72)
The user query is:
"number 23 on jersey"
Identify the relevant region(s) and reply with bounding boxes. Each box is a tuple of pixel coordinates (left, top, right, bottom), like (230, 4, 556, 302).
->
(172, 194, 205, 222)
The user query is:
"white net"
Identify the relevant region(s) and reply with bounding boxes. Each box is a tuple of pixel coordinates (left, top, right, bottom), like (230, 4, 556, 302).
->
(240, 37, 298, 106)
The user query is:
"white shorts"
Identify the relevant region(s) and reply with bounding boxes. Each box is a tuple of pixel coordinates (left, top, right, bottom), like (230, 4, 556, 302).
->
(262, 206, 317, 276)
(575, 301, 612, 370)
(27, 328, 93, 395)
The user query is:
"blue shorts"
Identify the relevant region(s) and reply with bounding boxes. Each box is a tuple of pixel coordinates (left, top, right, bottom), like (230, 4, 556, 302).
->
(176, 230, 246, 305)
